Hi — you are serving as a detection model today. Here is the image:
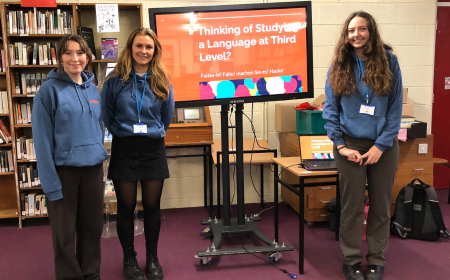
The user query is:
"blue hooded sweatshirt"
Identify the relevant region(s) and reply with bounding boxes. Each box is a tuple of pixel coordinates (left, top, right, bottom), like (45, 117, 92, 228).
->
(101, 68, 174, 138)
(31, 68, 107, 201)
(322, 50, 403, 152)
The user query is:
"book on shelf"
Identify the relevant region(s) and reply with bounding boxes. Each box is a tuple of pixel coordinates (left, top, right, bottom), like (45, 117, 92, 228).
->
(101, 38, 119, 60)
(0, 150, 14, 173)
(0, 92, 9, 114)
(77, 26, 97, 60)
(27, 191, 38, 216)
(0, 50, 5, 72)
(7, 8, 72, 35)
(20, 193, 26, 216)
(16, 136, 35, 160)
(0, 118, 12, 143)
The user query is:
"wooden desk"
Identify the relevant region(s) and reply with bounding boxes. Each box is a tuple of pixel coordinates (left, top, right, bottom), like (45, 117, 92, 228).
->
(211, 138, 276, 218)
(272, 157, 340, 275)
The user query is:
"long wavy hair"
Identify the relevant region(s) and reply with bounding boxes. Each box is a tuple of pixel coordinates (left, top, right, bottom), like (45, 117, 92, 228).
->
(107, 27, 170, 101)
(329, 11, 393, 97)
(57, 34, 93, 76)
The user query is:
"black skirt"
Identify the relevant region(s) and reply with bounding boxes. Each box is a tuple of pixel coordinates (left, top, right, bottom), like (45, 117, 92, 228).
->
(107, 136, 169, 181)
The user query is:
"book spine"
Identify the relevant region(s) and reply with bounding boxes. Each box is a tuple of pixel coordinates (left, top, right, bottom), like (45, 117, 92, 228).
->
(9, 44, 15, 66)
(25, 12, 29, 34)
(22, 44, 27, 66)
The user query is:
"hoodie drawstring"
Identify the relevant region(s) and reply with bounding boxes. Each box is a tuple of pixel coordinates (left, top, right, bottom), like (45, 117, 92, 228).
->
(74, 85, 93, 118)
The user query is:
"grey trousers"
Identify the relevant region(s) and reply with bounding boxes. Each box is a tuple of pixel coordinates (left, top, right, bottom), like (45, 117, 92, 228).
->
(334, 135, 399, 266)
(48, 163, 104, 280)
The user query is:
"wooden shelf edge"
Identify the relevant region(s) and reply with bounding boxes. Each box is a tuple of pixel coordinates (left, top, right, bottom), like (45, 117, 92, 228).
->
(10, 65, 56, 68)
(0, 172, 15, 176)
(0, 209, 18, 219)
(21, 215, 48, 219)
(20, 187, 42, 191)
(0, 143, 13, 147)
(92, 59, 117, 63)
(14, 125, 32, 128)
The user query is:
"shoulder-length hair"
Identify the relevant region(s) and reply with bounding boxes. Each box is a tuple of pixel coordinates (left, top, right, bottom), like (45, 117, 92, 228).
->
(329, 11, 392, 97)
(107, 27, 170, 101)
(56, 34, 93, 76)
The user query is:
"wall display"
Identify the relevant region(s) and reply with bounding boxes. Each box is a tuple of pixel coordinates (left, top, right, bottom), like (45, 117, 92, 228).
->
(149, 1, 313, 107)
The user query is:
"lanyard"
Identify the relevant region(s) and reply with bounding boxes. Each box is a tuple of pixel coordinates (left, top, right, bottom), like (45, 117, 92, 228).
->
(134, 73, 147, 123)
(358, 58, 369, 104)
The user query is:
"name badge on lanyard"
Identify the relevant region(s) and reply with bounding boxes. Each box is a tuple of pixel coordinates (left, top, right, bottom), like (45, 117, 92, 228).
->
(358, 58, 375, 116)
(134, 73, 148, 134)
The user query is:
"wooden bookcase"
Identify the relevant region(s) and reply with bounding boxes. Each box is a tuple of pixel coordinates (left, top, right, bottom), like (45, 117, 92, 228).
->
(0, 2, 143, 228)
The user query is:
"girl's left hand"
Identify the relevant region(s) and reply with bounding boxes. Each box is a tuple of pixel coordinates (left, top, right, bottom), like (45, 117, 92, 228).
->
(359, 145, 383, 165)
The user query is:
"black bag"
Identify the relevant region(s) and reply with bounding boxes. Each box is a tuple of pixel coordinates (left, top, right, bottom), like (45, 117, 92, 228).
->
(392, 178, 450, 241)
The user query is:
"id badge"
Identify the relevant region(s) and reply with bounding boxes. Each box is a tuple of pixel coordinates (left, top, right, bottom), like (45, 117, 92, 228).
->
(359, 104, 375, 115)
(133, 123, 147, 133)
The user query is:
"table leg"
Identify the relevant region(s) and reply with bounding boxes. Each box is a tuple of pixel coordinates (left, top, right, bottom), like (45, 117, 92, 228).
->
(203, 146, 207, 208)
(336, 176, 340, 241)
(217, 160, 221, 219)
(261, 164, 264, 208)
(274, 163, 279, 242)
(209, 146, 213, 218)
(299, 177, 305, 274)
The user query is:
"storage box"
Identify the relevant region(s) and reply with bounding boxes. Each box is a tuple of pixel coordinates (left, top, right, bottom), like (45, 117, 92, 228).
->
(296, 109, 327, 135)
(275, 103, 297, 132)
(402, 88, 414, 117)
(407, 121, 427, 139)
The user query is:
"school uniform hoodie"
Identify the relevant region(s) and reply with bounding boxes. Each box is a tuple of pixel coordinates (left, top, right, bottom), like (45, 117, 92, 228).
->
(101, 68, 174, 138)
(31, 69, 107, 201)
(322, 49, 403, 152)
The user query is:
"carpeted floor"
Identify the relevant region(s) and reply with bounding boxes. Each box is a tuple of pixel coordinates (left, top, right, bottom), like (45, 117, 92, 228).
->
(1, 189, 449, 280)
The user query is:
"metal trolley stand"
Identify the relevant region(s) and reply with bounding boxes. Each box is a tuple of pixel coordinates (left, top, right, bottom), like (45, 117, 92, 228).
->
(197, 104, 294, 267)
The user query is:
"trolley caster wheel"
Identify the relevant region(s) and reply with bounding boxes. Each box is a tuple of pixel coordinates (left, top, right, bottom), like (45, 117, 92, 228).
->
(307, 222, 314, 227)
(205, 231, 213, 239)
(267, 252, 282, 265)
(199, 259, 211, 267)
(269, 256, 280, 265)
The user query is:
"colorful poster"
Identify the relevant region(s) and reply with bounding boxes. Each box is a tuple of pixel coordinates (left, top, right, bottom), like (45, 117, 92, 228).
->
(155, 8, 309, 103)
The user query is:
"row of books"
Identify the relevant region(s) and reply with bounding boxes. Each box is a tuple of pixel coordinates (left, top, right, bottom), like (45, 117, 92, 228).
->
(6, 9, 73, 35)
(0, 150, 14, 173)
(0, 91, 9, 114)
(18, 164, 40, 188)
(14, 72, 48, 95)
(15, 102, 32, 125)
(0, 50, 6, 72)
(9, 42, 58, 66)
(16, 137, 35, 160)
(0, 118, 12, 144)
(20, 192, 47, 217)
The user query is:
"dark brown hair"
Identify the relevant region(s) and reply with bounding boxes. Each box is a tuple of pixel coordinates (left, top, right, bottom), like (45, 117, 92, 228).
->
(107, 27, 170, 101)
(56, 34, 93, 77)
(329, 11, 393, 97)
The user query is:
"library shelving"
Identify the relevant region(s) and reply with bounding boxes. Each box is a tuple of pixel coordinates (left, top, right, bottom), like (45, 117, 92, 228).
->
(0, 2, 143, 227)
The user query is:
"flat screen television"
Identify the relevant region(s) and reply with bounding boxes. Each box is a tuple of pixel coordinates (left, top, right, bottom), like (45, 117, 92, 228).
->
(149, 1, 313, 108)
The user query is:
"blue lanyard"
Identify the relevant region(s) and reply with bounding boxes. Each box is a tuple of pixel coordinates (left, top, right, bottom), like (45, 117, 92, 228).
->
(134, 73, 147, 123)
(358, 58, 369, 104)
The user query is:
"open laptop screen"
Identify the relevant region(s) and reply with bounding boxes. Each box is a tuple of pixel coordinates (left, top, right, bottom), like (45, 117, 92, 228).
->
(299, 135, 334, 160)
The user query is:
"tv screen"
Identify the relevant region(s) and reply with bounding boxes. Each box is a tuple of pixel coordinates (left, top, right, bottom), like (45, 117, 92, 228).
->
(149, 1, 313, 108)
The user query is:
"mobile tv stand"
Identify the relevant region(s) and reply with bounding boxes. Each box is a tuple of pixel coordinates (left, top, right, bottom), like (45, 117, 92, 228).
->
(196, 104, 294, 267)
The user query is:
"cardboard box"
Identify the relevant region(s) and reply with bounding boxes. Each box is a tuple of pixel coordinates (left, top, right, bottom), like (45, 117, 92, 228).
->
(402, 88, 413, 117)
(275, 103, 297, 132)
(275, 95, 326, 133)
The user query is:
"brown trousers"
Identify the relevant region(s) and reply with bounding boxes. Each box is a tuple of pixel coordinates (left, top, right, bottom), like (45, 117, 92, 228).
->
(334, 135, 399, 266)
(47, 163, 104, 280)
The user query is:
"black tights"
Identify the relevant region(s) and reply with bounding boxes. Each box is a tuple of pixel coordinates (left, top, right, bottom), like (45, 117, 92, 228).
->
(113, 179, 164, 251)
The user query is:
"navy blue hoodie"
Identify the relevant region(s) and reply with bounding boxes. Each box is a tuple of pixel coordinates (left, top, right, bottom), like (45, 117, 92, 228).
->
(322, 50, 403, 152)
(31, 69, 107, 201)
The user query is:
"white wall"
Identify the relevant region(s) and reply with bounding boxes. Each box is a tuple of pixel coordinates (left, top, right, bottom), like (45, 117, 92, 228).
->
(51, 0, 437, 209)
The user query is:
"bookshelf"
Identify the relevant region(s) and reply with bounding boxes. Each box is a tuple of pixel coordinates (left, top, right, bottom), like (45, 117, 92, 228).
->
(0, 2, 143, 227)
(0, 3, 19, 220)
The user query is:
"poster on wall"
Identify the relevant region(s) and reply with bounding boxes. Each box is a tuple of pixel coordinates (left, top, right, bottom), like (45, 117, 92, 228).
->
(96, 4, 120, 33)
(445, 77, 450, 90)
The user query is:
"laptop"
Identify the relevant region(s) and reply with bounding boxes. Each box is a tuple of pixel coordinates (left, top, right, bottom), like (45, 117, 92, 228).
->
(299, 135, 337, 171)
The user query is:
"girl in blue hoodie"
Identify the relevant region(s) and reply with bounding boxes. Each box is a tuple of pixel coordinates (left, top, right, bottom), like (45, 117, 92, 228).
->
(31, 35, 107, 280)
(322, 12, 403, 280)
(101, 27, 174, 280)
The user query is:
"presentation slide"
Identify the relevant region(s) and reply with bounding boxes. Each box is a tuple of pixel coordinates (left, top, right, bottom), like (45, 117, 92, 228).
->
(300, 136, 334, 160)
(155, 8, 308, 103)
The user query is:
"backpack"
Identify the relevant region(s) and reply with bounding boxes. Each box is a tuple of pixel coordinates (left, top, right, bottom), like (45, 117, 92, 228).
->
(392, 178, 450, 241)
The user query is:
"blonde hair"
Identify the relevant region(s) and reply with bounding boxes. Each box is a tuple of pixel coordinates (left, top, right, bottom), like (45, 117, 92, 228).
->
(107, 27, 170, 101)
(329, 11, 392, 97)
